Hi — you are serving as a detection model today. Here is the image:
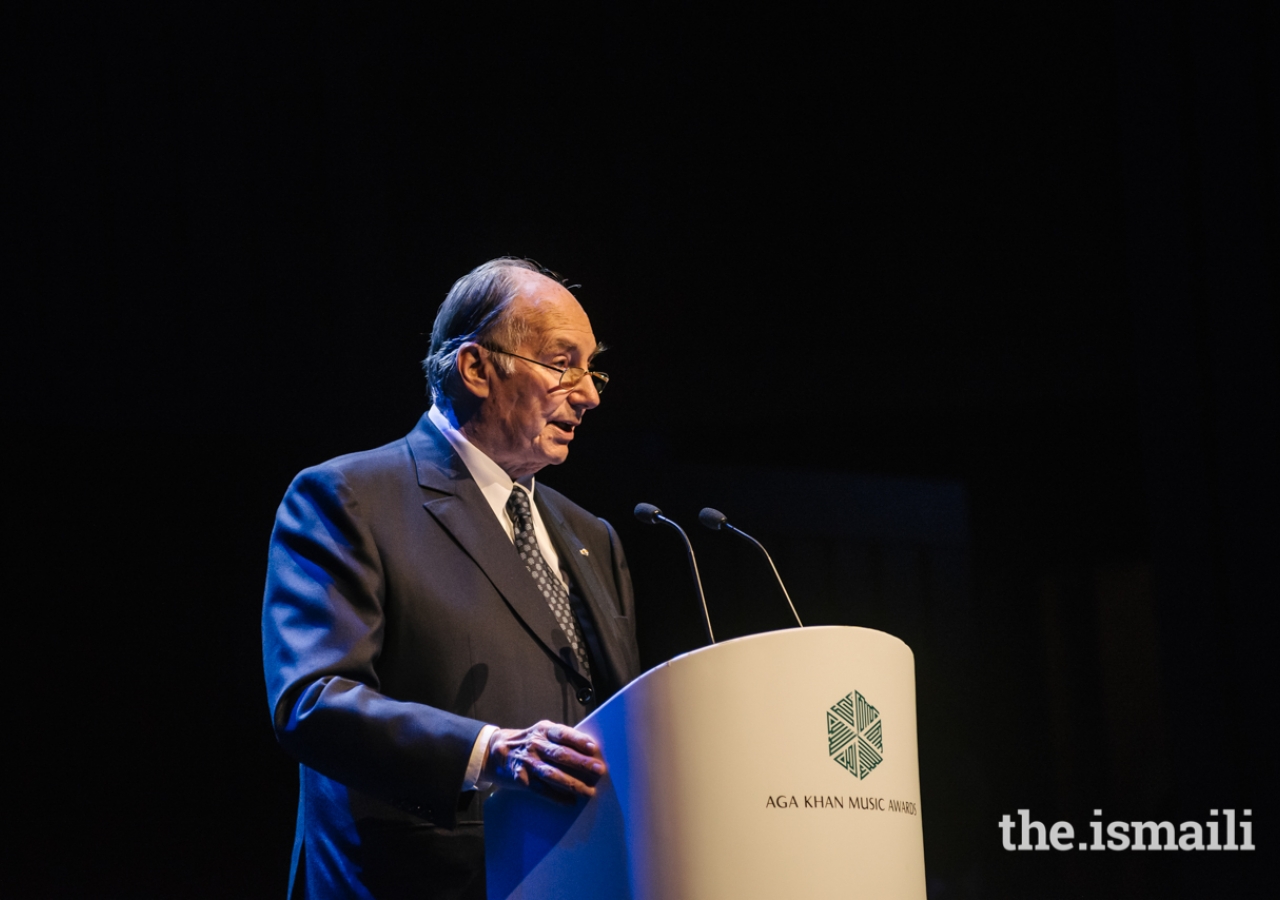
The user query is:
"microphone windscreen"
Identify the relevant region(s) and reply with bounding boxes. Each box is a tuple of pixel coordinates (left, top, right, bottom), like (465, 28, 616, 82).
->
(633, 503, 663, 525)
(698, 508, 728, 531)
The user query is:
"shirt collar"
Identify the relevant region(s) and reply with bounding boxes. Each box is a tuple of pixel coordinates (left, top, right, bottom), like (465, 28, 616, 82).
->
(428, 405, 536, 511)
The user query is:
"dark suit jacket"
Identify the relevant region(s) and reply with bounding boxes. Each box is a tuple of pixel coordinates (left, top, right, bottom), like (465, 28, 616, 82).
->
(262, 413, 642, 899)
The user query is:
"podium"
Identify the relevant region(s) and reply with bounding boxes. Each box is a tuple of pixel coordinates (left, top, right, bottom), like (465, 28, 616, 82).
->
(485, 626, 927, 899)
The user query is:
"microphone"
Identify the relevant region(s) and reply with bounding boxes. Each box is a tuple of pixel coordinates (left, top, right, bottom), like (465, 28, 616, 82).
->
(698, 508, 804, 628)
(634, 503, 715, 644)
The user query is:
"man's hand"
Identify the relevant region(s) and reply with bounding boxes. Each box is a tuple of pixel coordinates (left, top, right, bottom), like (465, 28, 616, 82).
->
(483, 720, 606, 804)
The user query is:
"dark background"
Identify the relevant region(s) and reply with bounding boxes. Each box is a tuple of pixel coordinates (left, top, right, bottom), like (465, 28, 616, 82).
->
(8, 2, 1277, 898)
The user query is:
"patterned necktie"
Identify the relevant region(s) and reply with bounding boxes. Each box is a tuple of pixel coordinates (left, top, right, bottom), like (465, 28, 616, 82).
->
(506, 486, 591, 678)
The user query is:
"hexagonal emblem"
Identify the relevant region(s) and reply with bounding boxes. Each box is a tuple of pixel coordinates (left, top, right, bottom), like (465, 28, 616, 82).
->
(827, 691, 883, 779)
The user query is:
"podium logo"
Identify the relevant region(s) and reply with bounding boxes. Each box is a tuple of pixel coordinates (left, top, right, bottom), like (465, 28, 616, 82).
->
(827, 691, 884, 779)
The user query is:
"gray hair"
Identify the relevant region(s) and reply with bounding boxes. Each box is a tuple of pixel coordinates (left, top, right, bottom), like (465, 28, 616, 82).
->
(422, 257, 568, 410)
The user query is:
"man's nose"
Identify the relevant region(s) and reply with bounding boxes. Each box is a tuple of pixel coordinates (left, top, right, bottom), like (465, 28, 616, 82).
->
(569, 374, 601, 409)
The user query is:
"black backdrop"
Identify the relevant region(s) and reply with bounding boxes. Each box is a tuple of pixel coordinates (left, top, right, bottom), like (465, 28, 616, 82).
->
(8, 2, 1277, 898)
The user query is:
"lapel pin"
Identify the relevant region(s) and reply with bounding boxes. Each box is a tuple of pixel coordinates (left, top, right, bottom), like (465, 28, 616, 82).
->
(579, 548, 589, 557)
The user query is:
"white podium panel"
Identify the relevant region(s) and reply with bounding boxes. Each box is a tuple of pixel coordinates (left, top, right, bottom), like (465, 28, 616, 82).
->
(486, 626, 926, 899)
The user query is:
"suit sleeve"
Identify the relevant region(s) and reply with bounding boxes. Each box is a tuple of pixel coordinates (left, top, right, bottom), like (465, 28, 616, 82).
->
(262, 465, 486, 826)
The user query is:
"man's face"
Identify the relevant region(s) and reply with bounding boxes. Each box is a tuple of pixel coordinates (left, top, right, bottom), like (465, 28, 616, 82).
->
(463, 272, 602, 480)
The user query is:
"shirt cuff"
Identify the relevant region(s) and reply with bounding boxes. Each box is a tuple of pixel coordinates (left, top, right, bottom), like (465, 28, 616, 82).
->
(463, 724, 499, 791)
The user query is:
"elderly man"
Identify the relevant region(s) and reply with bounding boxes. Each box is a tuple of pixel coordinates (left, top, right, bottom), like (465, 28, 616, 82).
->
(263, 258, 642, 899)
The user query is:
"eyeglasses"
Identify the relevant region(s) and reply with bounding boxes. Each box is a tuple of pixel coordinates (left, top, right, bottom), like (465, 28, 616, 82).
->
(483, 346, 609, 394)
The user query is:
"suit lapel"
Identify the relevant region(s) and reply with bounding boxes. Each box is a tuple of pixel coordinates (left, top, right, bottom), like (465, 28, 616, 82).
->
(406, 416, 566, 667)
(537, 491, 631, 691)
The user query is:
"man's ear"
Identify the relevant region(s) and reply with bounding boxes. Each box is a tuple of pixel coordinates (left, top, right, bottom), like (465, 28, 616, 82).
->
(455, 343, 491, 399)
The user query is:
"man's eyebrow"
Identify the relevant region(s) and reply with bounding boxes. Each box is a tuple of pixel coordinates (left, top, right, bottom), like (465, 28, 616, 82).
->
(544, 337, 606, 359)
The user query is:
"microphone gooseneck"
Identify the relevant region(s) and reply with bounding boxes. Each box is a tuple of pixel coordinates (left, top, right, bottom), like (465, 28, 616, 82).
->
(698, 507, 804, 628)
(634, 503, 715, 644)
